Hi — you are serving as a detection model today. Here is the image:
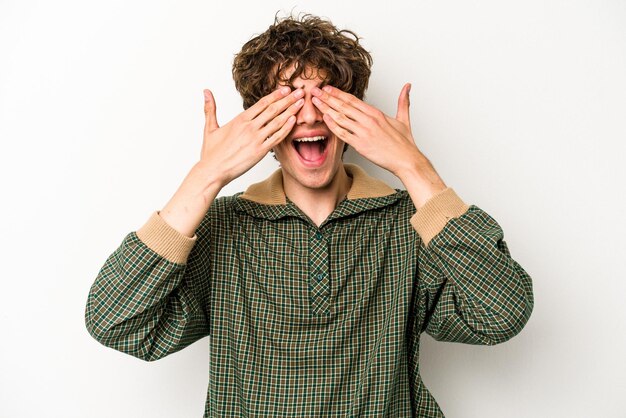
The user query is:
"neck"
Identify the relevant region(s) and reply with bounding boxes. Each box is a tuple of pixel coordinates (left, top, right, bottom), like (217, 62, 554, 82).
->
(283, 166, 352, 226)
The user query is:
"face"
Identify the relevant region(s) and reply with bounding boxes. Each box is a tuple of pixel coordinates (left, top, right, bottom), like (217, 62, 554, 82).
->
(273, 67, 347, 194)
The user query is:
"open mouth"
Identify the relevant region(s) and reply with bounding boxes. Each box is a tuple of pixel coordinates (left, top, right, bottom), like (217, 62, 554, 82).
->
(292, 136, 328, 162)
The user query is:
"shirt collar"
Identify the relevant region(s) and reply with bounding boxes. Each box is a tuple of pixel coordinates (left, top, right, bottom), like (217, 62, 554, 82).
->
(238, 163, 396, 205)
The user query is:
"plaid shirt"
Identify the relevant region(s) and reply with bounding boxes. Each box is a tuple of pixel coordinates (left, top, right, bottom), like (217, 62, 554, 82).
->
(85, 164, 533, 417)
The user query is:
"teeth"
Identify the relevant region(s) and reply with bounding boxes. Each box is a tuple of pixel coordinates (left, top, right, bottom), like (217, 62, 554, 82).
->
(294, 136, 326, 142)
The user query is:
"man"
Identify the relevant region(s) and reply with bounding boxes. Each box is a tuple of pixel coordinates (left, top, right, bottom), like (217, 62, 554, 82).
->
(85, 14, 533, 417)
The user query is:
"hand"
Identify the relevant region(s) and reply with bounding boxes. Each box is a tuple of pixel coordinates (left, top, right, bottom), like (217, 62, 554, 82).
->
(159, 87, 304, 236)
(200, 86, 304, 186)
(311, 83, 421, 175)
(311, 83, 447, 207)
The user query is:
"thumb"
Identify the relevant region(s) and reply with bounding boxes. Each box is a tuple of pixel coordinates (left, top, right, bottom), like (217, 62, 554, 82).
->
(395, 83, 411, 125)
(204, 89, 219, 131)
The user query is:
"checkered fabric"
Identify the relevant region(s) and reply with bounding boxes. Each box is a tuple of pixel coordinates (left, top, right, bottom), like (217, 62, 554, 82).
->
(85, 172, 533, 417)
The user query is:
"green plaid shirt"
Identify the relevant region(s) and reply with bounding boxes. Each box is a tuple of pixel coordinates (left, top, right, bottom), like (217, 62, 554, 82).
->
(85, 164, 533, 417)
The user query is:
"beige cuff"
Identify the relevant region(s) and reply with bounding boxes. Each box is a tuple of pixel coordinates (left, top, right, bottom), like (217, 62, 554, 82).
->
(410, 188, 470, 246)
(136, 211, 197, 264)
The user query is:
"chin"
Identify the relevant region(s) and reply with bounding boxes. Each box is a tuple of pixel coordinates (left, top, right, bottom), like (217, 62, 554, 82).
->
(284, 164, 334, 189)
(301, 169, 338, 190)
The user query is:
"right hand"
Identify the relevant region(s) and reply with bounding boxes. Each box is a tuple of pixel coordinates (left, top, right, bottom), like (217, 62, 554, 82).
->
(199, 86, 304, 187)
(159, 87, 304, 237)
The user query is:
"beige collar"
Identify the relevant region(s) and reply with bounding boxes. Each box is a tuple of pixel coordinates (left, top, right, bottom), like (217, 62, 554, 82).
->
(239, 163, 396, 205)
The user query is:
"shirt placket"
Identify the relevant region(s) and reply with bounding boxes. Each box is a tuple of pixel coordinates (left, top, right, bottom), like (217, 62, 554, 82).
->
(308, 228, 330, 316)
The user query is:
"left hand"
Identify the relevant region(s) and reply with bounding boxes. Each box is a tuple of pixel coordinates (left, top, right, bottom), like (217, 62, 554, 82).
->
(311, 83, 447, 208)
(311, 83, 422, 178)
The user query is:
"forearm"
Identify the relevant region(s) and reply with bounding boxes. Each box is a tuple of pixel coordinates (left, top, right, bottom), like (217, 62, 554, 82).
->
(85, 229, 208, 360)
(160, 161, 225, 238)
(396, 153, 447, 210)
(420, 207, 534, 345)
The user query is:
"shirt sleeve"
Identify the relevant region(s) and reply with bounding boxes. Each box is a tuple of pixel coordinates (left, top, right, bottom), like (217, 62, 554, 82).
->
(84, 211, 211, 361)
(414, 205, 534, 345)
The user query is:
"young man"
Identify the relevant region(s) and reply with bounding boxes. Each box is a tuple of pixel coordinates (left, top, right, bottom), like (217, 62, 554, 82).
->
(85, 15, 534, 417)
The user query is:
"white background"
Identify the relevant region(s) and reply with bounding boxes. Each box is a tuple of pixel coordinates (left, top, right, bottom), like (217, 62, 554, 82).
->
(1, 0, 625, 417)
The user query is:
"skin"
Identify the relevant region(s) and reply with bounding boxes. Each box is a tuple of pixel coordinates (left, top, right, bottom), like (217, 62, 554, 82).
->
(159, 86, 305, 236)
(310, 83, 447, 211)
(272, 70, 352, 226)
(159, 67, 446, 236)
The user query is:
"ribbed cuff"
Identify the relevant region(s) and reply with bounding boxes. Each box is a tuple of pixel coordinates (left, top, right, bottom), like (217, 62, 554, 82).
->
(410, 188, 469, 246)
(136, 211, 197, 264)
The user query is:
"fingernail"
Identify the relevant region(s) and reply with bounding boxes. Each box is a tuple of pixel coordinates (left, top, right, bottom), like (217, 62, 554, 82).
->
(294, 88, 304, 98)
(295, 98, 304, 107)
(323, 86, 332, 93)
(311, 87, 321, 96)
(312, 97, 321, 105)
(203, 90, 210, 100)
(407, 84, 412, 94)
(281, 86, 291, 95)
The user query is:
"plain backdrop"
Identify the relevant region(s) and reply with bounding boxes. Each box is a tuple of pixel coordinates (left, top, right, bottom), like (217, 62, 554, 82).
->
(1, 0, 625, 417)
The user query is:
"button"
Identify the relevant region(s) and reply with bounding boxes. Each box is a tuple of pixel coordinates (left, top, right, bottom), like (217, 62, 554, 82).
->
(315, 232, 323, 240)
(316, 273, 324, 281)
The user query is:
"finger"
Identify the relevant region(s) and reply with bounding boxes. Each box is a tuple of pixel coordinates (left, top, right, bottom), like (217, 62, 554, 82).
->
(395, 83, 411, 125)
(323, 113, 355, 145)
(314, 85, 375, 117)
(260, 97, 305, 139)
(311, 90, 364, 124)
(244, 86, 292, 121)
(204, 89, 219, 130)
(254, 88, 304, 128)
(263, 115, 297, 151)
(312, 96, 361, 134)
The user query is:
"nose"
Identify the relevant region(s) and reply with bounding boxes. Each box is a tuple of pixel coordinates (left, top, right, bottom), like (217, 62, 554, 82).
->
(296, 90, 323, 126)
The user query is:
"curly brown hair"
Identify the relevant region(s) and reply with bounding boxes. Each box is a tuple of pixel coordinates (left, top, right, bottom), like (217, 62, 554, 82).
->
(233, 14, 373, 109)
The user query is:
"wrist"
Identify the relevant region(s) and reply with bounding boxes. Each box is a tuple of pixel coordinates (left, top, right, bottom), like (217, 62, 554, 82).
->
(159, 162, 225, 237)
(395, 152, 437, 183)
(396, 155, 447, 209)
(192, 160, 229, 191)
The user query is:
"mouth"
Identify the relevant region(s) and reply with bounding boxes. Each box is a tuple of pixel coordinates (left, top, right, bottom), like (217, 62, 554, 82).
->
(292, 135, 329, 165)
